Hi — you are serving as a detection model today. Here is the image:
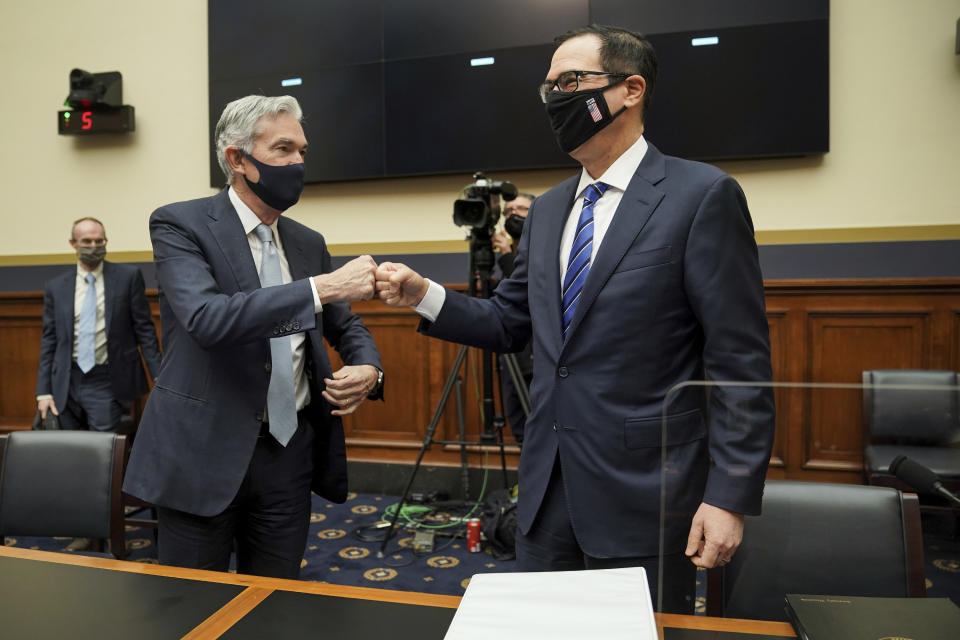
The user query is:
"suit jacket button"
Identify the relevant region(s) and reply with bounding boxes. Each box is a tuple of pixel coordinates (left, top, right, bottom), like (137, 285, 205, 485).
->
(265, 363, 272, 372)
(553, 423, 558, 431)
(293, 321, 301, 330)
(255, 411, 264, 422)
(558, 366, 569, 378)
(273, 327, 281, 336)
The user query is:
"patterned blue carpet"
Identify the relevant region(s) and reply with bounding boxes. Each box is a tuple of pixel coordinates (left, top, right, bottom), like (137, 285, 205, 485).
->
(921, 512, 960, 602)
(298, 492, 514, 595)
(5, 493, 959, 609)
(3, 492, 516, 597)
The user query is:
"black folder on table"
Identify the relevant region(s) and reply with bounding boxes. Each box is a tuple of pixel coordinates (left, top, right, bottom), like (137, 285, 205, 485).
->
(785, 594, 960, 640)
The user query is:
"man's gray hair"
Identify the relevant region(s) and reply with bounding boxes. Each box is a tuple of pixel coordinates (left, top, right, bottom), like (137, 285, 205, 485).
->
(214, 95, 303, 185)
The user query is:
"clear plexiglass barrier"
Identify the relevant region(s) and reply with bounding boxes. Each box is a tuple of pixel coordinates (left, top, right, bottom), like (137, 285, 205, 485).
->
(652, 375, 960, 621)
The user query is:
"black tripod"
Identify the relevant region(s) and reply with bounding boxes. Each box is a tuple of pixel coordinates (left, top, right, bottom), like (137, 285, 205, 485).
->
(376, 230, 530, 557)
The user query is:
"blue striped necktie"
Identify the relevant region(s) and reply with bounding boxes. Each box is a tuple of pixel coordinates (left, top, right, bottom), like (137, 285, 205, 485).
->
(77, 273, 97, 372)
(561, 182, 608, 337)
(254, 223, 298, 446)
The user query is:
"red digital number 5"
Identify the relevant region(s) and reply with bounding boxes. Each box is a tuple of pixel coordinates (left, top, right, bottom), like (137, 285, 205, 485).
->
(82, 111, 93, 130)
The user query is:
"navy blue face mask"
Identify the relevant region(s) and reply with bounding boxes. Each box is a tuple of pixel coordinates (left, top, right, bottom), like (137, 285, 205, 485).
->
(242, 151, 306, 211)
(544, 79, 628, 154)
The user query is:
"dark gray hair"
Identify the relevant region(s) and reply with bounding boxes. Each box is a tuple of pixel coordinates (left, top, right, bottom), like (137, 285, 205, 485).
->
(214, 95, 303, 184)
(555, 25, 658, 120)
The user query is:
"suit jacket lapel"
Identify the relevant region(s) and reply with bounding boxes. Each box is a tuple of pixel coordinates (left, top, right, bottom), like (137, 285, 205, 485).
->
(562, 145, 667, 344)
(537, 176, 579, 351)
(208, 190, 261, 293)
(277, 218, 308, 281)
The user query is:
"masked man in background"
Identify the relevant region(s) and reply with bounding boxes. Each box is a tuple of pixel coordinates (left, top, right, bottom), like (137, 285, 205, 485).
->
(36, 217, 161, 432)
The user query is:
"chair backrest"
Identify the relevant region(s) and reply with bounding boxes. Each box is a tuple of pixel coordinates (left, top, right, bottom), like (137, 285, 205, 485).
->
(707, 480, 925, 621)
(0, 431, 125, 554)
(863, 369, 960, 444)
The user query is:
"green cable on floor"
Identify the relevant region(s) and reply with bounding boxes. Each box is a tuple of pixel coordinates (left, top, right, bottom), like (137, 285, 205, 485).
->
(384, 451, 491, 529)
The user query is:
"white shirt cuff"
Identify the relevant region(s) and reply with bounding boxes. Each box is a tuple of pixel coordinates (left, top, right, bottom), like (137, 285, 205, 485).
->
(413, 279, 446, 322)
(307, 277, 323, 313)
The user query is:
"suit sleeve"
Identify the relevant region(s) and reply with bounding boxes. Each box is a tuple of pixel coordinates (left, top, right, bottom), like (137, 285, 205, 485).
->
(127, 268, 162, 378)
(683, 174, 776, 516)
(418, 204, 535, 353)
(35, 283, 58, 396)
(150, 206, 317, 348)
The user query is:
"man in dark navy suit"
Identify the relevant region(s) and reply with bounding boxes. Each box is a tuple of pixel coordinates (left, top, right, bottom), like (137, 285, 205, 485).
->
(124, 95, 383, 579)
(36, 217, 161, 432)
(377, 25, 775, 612)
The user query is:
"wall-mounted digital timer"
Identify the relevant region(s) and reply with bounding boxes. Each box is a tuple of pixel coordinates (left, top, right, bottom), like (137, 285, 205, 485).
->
(58, 106, 135, 135)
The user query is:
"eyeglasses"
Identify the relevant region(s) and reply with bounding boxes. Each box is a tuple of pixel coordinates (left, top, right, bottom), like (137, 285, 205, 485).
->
(538, 70, 630, 103)
(504, 204, 530, 216)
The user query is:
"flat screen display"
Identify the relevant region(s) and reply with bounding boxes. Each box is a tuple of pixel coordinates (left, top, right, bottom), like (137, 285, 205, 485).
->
(208, 0, 829, 186)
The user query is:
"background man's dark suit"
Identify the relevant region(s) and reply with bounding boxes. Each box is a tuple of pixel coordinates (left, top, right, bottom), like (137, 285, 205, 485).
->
(36, 261, 162, 424)
(419, 142, 775, 559)
(124, 189, 380, 518)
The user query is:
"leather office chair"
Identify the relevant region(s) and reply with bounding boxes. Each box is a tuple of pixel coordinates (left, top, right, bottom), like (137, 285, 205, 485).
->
(0, 431, 127, 559)
(862, 370, 960, 506)
(706, 480, 925, 621)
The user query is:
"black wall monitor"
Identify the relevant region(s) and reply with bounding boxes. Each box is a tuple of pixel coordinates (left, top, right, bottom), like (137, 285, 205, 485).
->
(208, 0, 829, 186)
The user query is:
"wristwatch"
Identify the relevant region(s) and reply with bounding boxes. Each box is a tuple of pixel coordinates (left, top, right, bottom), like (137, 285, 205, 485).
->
(368, 367, 384, 399)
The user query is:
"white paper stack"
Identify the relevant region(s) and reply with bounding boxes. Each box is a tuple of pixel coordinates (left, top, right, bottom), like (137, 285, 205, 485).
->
(443, 566, 658, 640)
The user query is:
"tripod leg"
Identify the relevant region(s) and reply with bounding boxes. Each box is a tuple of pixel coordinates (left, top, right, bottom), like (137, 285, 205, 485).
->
(502, 352, 531, 417)
(377, 344, 469, 557)
(455, 377, 470, 501)
(492, 355, 512, 489)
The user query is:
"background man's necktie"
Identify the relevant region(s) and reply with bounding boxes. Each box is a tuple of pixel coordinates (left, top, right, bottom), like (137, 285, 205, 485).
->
(254, 223, 298, 446)
(561, 182, 609, 337)
(77, 273, 97, 372)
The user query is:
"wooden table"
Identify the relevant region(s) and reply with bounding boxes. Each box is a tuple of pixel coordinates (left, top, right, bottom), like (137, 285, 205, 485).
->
(0, 546, 795, 639)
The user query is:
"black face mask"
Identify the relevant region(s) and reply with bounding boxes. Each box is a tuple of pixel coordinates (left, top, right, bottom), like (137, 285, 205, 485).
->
(504, 213, 525, 240)
(242, 151, 306, 211)
(544, 79, 627, 153)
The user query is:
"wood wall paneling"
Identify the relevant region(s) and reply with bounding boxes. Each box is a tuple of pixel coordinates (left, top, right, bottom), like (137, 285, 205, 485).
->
(0, 295, 43, 429)
(804, 311, 929, 473)
(765, 311, 789, 474)
(3, 278, 959, 483)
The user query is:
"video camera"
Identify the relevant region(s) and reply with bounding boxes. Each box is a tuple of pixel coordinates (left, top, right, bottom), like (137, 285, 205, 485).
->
(453, 172, 518, 237)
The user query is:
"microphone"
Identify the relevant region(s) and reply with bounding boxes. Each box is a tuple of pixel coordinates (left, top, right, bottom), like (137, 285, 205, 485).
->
(889, 455, 960, 507)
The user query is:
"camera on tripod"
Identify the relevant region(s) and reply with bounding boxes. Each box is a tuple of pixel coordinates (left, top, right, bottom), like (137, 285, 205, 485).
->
(453, 172, 519, 238)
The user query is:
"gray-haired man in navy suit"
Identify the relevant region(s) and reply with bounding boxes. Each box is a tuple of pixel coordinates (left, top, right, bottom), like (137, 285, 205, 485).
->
(124, 95, 383, 579)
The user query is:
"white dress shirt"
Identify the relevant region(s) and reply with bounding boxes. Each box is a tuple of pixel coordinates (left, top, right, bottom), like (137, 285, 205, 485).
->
(229, 187, 322, 413)
(72, 261, 107, 365)
(415, 135, 649, 321)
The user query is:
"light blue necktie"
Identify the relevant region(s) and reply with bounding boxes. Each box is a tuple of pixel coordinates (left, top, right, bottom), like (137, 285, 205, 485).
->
(77, 273, 97, 373)
(254, 223, 298, 446)
(561, 182, 608, 337)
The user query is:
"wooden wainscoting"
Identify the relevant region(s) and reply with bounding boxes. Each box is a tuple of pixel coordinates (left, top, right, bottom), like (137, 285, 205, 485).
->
(763, 279, 960, 483)
(3, 278, 959, 481)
